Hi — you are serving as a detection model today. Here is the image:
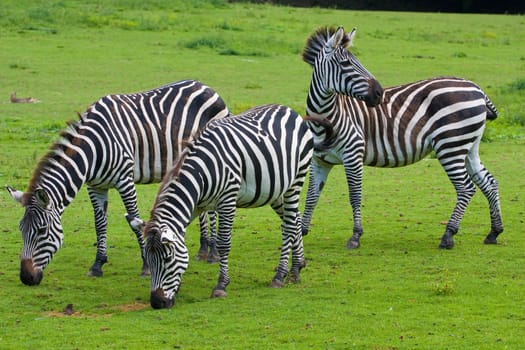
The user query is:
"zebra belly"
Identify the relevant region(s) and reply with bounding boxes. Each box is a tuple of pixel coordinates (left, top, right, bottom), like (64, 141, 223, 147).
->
(314, 148, 343, 165)
(363, 145, 432, 167)
(236, 181, 286, 208)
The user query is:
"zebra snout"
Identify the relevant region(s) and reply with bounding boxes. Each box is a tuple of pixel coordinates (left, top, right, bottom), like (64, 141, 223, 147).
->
(365, 79, 383, 107)
(20, 259, 43, 286)
(150, 288, 174, 309)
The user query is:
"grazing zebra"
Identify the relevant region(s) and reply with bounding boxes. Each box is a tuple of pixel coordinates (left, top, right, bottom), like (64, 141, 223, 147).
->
(128, 104, 317, 309)
(6, 80, 229, 286)
(301, 26, 503, 249)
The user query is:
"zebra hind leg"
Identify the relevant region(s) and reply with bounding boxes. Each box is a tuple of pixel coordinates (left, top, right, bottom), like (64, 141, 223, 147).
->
(466, 152, 504, 244)
(438, 162, 476, 249)
(289, 212, 306, 284)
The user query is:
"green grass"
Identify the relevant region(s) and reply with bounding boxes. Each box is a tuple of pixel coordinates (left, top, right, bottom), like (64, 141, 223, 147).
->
(1, 1, 524, 349)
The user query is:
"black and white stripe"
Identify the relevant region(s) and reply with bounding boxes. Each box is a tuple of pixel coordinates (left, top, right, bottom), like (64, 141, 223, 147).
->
(7, 80, 229, 285)
(132, 104, 314, 309)
(300, 26, 503, 249)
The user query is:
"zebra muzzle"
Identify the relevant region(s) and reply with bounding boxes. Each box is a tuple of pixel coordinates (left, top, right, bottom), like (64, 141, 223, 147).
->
(150, 288, 174, 309)
(20, 258, 43, 286)
(365, 78, 384, 107)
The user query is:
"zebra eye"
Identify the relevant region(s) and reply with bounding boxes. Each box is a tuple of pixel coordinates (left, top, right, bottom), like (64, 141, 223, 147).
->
(164, 246, 174, 262)
(37, 226, 47, 235)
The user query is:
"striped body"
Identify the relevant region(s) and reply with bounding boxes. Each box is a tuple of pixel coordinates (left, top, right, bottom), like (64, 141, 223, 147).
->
(141, 104, 313, 309)
(8, 80, 229, 285)
(302, 35, 503, 249)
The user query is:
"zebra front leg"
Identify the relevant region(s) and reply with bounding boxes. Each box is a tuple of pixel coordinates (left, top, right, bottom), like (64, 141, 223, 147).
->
(269, 197, 291, 287)
(344, 158, 365, 249)
(197, 212, 210, 261)
(302, 159, 332, 235)
(118, 180, 150, 276)
(87, 187, 109, 277)
(197, 211, 219, 263)
(211, 210, 233, 298)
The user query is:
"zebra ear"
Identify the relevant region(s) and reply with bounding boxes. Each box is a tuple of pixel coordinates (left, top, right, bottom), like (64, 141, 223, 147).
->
(326, 25, 345, 50)
(125, 214, 145, 232)
(346, 27, 357, 48)
(160, 228, 177, 244)
(34, 189, 50, 209)
(6, 186, 24, 204)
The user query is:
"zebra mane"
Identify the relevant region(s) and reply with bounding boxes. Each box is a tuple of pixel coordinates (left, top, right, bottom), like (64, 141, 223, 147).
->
(25, 117, 83, 197)
(148, 139, 195, 224)
(302, 26, 350, 67)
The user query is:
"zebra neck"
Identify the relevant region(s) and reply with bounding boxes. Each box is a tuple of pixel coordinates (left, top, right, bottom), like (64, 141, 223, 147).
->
(30, 167, 85, 210)
(27, 136, 90, 209)
(306, 83, 338, 119)
(158, 166, 204, 231)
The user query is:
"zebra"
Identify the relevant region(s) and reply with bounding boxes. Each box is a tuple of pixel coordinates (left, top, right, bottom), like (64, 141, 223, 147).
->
(127, 104, 321, 309)
(6, 79, 229, 286)
(300, 26, 503, 249)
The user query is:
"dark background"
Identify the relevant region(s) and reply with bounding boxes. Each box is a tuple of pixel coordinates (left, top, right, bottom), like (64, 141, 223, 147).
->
(232, 1, 524, 14)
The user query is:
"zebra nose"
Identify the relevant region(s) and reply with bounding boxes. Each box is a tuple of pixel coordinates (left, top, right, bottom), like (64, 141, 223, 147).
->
(20, 259, 43, 286)
(365, 78, 383, 107)
(150, 288, 174, 309)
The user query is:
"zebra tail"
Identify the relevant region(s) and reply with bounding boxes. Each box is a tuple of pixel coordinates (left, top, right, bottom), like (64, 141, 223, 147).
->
(304, 115, 336, 151)
(485, 94, 498, 120)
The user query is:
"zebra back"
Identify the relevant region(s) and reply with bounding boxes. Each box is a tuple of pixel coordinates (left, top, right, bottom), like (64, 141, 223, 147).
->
(85, 80, 230, 184)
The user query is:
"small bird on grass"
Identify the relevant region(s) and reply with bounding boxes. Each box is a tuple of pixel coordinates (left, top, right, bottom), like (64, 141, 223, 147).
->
(63, 303, 74, 316)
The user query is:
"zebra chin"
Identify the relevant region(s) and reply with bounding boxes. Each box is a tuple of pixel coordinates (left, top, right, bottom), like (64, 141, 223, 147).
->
(150, 288, 174, 309)
(20, 259, 43, 286)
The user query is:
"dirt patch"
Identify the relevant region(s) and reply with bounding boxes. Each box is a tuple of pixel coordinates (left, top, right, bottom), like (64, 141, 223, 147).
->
(44, 301, 150, 318)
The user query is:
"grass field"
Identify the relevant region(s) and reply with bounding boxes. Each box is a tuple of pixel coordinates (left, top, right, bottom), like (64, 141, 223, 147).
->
(1, 1, 524, 349)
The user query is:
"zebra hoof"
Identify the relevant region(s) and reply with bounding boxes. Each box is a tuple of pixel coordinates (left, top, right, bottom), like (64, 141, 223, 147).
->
(346, 238, 360, 249)
(87, 268, 103, 277)
(288, 274, 301, 284)
(270, 279, 285, 288)
(196, 252, 208, 261)
(483, 236, 498, 245)
(211, 289, 227, 298)
(438, 237, 455, 250)
(207, 254, 220, 264)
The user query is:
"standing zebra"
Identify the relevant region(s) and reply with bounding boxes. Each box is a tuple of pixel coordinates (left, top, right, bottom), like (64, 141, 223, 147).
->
(128, 104, 316, 309)
(301, 26, 503, 249)
(7, 80, 229, 286)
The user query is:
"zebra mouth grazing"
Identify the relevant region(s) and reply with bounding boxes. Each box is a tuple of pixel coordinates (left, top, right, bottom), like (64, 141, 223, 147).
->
(20, 259, 43, 286)
(150, 288, 174, 309)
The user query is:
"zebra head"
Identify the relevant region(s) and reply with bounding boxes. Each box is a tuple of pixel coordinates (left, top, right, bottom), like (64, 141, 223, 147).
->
(138, 218, 189, 309)
(303, 26, 383, 107)
(7, 186, 64, 286)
